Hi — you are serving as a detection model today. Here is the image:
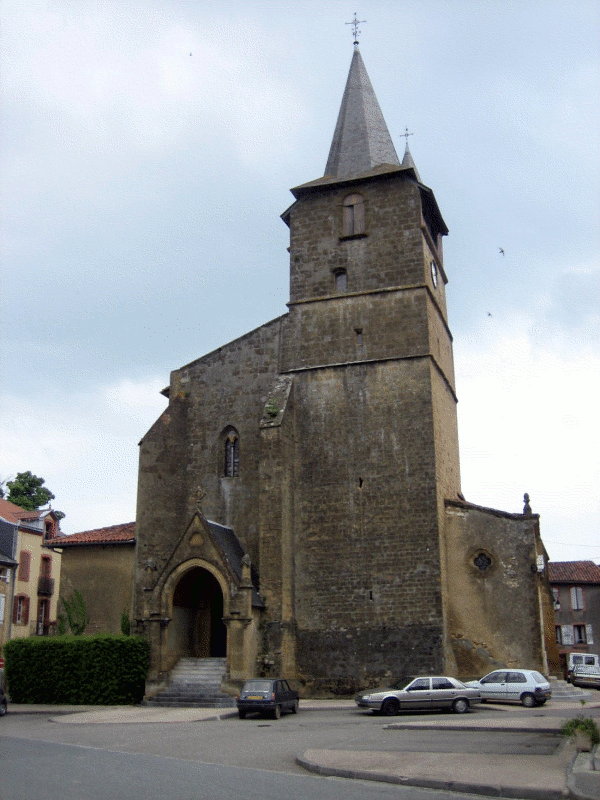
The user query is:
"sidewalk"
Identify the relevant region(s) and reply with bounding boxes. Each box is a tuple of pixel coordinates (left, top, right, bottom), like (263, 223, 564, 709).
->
(6, 699, 600, 799)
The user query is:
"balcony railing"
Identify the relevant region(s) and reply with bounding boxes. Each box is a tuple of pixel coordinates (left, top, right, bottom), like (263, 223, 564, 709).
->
(37, 576, 55, 596)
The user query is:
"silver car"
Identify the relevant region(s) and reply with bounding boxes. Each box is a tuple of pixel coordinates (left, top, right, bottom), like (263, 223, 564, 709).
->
(355, 675, 482, 715)
(465, 669, 551, 707)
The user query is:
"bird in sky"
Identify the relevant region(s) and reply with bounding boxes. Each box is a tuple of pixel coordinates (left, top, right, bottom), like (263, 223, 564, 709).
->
(499, 247, 505, 255)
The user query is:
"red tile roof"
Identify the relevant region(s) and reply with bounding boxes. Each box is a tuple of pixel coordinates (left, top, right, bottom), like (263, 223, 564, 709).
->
(57, 521, 136, 546)
(548, 560, 600, 584)
(0, 498, 54, 524)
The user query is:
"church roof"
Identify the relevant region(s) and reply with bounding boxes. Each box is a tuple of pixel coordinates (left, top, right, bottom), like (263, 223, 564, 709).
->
(57, 521, 136, 546)
(206, 520, 264, 608)
(324, 47, 399, 180)
(548, 561, 600, 584)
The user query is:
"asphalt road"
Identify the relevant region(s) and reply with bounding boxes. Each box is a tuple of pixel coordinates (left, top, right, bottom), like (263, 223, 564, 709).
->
(0, 702, 595, 800)
(0, 734, 524, 800)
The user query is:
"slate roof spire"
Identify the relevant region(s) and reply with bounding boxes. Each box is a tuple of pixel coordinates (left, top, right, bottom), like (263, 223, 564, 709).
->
(324, 47, 400, 180)
(401, 139, 421, 182)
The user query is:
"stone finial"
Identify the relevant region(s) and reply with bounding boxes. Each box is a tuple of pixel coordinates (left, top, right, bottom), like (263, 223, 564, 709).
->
(523, 493, 532, 514)
(240, 554, 253, 589)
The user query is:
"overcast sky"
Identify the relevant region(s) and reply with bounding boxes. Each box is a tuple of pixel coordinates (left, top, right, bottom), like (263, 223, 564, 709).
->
(1, 1, 598, 565)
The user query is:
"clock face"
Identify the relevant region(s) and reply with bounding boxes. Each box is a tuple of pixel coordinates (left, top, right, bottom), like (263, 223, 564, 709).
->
(430, 261, 438, 288)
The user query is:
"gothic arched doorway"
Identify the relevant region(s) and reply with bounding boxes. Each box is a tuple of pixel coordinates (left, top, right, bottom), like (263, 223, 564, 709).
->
(171, 567, 226, 658)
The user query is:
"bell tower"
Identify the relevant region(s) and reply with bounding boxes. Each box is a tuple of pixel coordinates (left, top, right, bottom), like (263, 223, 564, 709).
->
(278, 45, 461, 692)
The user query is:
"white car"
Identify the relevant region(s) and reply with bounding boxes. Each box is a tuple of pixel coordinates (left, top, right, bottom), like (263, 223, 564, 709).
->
(465, 669, 551, 707)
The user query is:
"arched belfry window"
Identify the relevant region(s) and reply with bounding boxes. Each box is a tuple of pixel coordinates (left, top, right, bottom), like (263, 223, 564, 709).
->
(224, 427, 239, 477)
(342, 193, 365, 237)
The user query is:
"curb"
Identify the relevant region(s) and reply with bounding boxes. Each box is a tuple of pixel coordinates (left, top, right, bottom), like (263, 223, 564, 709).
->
(295, 754, 567, 800)
(383, 722, 560, 734)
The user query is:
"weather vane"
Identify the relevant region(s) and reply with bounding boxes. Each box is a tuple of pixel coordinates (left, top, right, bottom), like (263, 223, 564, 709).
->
(346, 13, 366, 45)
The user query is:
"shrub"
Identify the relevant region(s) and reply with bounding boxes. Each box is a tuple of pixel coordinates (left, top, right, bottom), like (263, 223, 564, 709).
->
(3, 634, 149, 705)
(560, 717, 600, 746)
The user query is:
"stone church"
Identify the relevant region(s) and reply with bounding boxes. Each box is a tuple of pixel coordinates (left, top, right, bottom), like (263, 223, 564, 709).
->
(134, 46, 557, 697)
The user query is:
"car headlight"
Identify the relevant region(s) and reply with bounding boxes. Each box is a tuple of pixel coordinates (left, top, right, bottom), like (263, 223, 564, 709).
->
(362, 695, 373, 701)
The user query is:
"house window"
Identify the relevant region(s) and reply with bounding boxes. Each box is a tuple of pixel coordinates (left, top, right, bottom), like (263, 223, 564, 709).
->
(334, 269, 347, 292)
(570, 586, 584, 610)
(224, 429, 239, 477)
(13, 595, 30, 625)
(342, 193, 365, 237)
(41, 556, 52, 578)
(37, 598, 50, 635)
(0, 594, 5, 622)
(18, 551, 31, 582)
(555, 626, 562, 644)
(0, 567, 9, 584)
(552, 587, 560, 610)
(574, 624, 587, 644)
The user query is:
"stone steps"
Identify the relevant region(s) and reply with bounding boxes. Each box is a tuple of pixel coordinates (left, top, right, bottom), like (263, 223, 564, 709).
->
(548, 676, 591, 702)
(144, 657, 235, 708)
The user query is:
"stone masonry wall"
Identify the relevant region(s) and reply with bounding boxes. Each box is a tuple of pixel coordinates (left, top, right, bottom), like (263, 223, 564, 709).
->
(444, 502, 547, 678)
(290, 359, 446, 693)
(289, 175, 428, 304)
(135, 318, 283, 620)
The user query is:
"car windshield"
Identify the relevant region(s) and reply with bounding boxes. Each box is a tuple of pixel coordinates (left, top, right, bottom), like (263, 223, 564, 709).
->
(242, 681, 273, 693)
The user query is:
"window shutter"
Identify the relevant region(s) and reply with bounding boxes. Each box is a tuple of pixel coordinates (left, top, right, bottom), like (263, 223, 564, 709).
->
(570, 586, 584, 610)
(561, 625, 574, 645)
(586, 624, 594, 645)
(18, 551, 31, 582)
(22, 596, 29, 625)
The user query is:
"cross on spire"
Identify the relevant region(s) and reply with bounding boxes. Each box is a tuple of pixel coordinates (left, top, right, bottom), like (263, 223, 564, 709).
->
(346, 13, 366, 45)
(401, 127, 414, 145)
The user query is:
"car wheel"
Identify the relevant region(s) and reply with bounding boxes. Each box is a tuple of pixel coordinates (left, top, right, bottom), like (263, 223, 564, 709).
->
(0, 703, 6, 717)
(272, 704, 281, 719)
(238, 710, 246, 719)
(291, 700, 299, 714)
(452, 698, 469, 714)
(381, 698, 400, 716)
(521, 693, 536, 708)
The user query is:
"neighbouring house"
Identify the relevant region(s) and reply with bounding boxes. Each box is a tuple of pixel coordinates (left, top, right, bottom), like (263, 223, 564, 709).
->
(0, 516, 19, 654)
(57, 522, 136, 635)
(0, 498, 63, 641)
(549, 560, 600, 676)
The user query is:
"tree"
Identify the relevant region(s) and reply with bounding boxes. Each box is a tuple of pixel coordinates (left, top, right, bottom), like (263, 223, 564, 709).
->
(6, 471, 56, 511)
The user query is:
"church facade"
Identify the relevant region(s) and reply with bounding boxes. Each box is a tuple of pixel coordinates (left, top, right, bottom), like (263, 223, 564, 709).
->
(134, 47, 557, 696)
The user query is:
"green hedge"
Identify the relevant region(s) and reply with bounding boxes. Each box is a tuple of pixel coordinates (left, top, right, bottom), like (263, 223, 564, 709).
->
(3, 635, 149, 705)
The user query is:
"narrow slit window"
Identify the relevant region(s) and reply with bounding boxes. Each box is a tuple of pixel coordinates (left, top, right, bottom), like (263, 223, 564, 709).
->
(334, 269, 347, 292)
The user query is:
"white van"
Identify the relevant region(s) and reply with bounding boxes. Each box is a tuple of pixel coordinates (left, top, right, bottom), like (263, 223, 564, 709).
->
(567, 653, 600, 688)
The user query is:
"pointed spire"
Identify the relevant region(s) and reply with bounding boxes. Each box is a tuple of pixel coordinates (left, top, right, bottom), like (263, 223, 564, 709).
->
(402, 140, 421, 182)
(324, 48, 399, 180)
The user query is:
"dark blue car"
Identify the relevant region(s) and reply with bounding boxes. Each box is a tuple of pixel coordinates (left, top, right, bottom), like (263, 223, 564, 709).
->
(237, 678, 299, 719)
